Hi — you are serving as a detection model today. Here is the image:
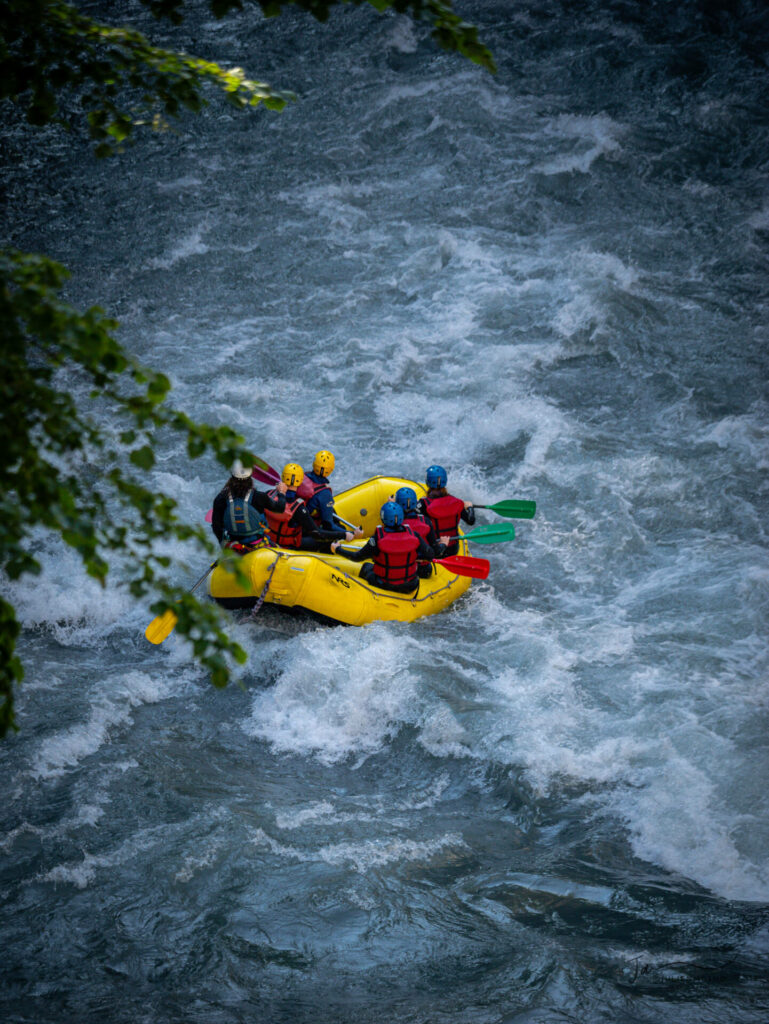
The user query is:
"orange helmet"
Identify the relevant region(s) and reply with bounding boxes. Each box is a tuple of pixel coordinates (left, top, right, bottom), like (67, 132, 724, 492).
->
(281, 462, 304, 488)
(312, 449, 335, 476)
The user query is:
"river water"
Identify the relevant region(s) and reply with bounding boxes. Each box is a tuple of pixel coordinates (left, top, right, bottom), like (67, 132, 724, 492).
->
(2, 1, 769, 1021)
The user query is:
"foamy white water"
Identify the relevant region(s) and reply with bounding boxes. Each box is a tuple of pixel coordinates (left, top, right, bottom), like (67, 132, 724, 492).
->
(2, 1, 768, 1021)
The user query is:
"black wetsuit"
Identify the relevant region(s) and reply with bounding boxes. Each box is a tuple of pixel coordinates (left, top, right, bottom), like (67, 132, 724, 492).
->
(303, 470, 348, 541)
(403, 511, 448, 559)
(293, 501, 342, 549)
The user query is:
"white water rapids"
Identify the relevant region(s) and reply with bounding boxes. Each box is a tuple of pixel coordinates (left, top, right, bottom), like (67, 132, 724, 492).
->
(2, 2, 768, 1021)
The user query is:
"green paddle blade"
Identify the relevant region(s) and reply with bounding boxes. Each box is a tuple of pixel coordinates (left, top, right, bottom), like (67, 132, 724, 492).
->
(462, 523, 516, 544)
(477, 499, 536, 519)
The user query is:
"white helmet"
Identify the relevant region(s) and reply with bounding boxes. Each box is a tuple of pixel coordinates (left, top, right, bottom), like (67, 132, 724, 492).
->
(230, 459, 251, 480)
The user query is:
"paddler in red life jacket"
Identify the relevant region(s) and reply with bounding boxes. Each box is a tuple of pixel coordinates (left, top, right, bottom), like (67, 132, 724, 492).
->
(416, 464, 475, 557)
(394, 486, 452, 576)
(211, 459, 287, 552)
(263, 462, 346, 551)
(296, 449, 364, 547)
(330, 500, 435, 594)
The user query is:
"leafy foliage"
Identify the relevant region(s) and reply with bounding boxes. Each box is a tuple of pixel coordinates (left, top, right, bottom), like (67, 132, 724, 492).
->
(0, 249, 256, 735)
(141, 1, 496, 73)
(0, 0, 492, 736)
(0, 0, 293, 155)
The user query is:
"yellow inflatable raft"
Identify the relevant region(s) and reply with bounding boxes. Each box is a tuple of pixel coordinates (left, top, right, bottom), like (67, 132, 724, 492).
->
(208, 476, 472, 626)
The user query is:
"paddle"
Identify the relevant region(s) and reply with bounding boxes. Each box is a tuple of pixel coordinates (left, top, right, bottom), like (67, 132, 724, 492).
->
(144, 562, 218, 646)
(251, 462, 279, 487)
(473, 499, 536, 519)
(334, 513, 362, 534)
(252, 454, 279, 476)
(434, 555, 490, 580)
(446, 523, 516, 545)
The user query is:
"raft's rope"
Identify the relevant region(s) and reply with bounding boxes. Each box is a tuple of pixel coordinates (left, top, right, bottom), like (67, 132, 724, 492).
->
(250, 553, 281, 617)
(247, 546, 464, 611)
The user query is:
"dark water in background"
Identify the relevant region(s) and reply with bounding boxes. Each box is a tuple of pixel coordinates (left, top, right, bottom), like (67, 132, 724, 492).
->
(2, 1, 769, 1020)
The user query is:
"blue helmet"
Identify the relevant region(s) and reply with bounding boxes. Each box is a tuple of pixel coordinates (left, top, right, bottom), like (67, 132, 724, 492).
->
(380, 501, 404, 529)
(425, 464, 447, 489)
(394, 486, 418, 514)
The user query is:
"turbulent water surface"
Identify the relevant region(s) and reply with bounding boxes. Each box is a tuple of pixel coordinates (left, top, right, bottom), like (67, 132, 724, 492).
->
(2, 1, 769, 1021)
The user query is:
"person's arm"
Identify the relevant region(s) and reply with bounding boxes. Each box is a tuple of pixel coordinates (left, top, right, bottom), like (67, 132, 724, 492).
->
(416, 535, 435, 561)
(295, 503, 346, 542)
(332, 514, 364, 540)
(311, 487, 338, 532)
(460, 501, 476, 526)
(435, 535, 453, 558)
(262, 492, 286, 513)
(423, 535, 450, 560)
(211, 490, 227, 543)
(424, 520, 438, 547)
(328, 521, 352, 540)
(422, 521, 450, 558)
(309, 490, 361, 539)
(331, 537, 377, 562)
(253, 482, 287, 513)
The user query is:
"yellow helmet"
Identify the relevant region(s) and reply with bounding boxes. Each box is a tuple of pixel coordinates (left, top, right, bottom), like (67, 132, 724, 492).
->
(282, 462, 304, 488)
(313, 449, 335, 476)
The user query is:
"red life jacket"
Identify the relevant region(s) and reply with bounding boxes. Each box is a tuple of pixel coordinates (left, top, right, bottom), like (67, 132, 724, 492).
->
(264, 491, 304, 549)
(404, 512, 432, 542)
(295, 477, 328, 519)
(423, 494, 465, 537)
(372, 526, 420, 586)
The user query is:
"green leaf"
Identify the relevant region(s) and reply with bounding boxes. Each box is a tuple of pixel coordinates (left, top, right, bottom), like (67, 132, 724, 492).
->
(129, 445, 156, 470)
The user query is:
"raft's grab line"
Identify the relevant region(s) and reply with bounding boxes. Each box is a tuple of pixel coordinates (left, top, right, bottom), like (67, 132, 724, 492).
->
(263, 549, 462, 603)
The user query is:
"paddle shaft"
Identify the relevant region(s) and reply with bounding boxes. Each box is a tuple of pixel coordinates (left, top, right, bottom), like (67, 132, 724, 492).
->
(189, 563, 218, 593)
(334, 513, 360, 533)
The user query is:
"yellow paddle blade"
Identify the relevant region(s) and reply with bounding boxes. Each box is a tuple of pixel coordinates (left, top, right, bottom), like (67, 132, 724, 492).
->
(144, 608, 178, 645)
